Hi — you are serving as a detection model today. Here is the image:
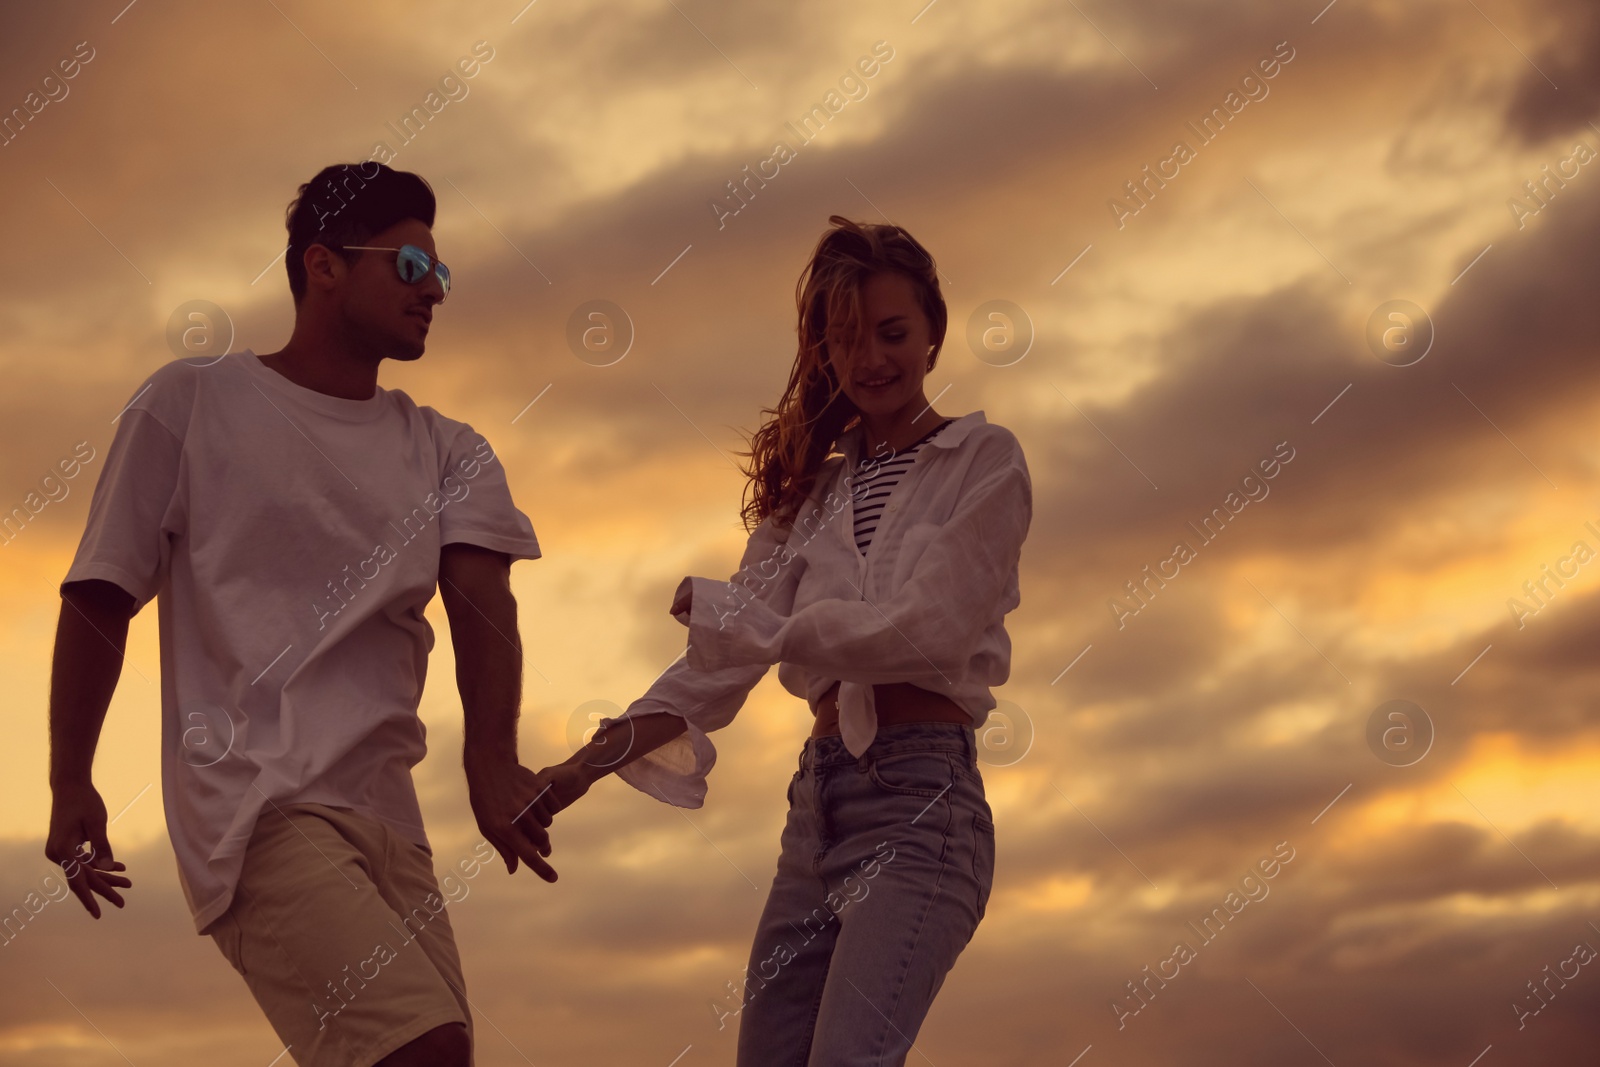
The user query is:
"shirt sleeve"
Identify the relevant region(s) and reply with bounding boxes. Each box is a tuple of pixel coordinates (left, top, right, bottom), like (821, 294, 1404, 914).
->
(598, 513, 807, 808)
(436, 425, 542, 563)
(681, 432, 1031, 684)
(60, 407, 185, 614)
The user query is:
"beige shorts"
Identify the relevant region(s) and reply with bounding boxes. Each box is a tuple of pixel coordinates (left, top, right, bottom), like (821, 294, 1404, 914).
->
(207, 802, 474, 1067)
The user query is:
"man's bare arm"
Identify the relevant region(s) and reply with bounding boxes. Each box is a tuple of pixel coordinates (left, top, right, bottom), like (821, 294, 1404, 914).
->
(46, 579, 138, 918)
(438, 542, 557, 882)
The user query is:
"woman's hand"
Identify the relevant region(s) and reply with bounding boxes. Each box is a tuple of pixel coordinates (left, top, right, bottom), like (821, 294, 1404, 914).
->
(532, 760, 596, 817)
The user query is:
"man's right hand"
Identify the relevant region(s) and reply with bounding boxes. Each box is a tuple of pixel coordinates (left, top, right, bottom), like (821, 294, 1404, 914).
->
(45, 782, 131, 919)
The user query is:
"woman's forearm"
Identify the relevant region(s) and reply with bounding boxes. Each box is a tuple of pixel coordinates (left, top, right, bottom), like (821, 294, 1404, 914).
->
(563, 711, 688, 784)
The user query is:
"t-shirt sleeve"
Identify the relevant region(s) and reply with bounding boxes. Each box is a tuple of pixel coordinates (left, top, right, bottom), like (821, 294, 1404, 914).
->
(60, 406, 186, 614)
(436, 424, 542, 562)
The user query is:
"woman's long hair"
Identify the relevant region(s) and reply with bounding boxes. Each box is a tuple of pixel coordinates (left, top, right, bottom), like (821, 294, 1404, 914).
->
(737, 215, 948, 532)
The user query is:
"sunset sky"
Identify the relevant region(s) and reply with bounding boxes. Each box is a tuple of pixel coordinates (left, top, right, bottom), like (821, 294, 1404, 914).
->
(3, 0, 1599, 1063)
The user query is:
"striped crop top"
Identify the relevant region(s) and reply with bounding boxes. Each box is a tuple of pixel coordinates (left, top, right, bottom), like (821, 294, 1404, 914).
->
(848, 417, 955, 554)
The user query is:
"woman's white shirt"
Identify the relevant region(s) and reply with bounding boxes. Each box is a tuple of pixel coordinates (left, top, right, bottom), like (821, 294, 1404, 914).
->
(598, 410, 1032, 807)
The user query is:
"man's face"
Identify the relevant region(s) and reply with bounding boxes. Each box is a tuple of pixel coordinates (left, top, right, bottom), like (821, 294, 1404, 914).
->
(330, 218, 445, 361)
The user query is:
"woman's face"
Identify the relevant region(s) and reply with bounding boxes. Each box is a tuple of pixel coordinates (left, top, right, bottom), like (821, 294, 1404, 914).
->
(824, 271, 935, 423)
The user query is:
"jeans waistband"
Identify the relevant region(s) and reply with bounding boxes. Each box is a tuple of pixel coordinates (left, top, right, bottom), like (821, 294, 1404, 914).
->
(799, 721, 977, 773)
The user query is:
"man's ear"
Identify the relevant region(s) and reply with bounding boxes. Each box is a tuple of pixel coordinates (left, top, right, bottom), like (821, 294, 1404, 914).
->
(302, 243, 346, 298)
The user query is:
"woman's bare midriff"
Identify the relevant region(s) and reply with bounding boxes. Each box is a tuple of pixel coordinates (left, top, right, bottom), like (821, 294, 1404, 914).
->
(812, 680, 970, 738)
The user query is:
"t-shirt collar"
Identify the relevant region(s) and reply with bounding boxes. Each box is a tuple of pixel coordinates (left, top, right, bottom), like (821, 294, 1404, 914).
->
(237, 349, 389, 422)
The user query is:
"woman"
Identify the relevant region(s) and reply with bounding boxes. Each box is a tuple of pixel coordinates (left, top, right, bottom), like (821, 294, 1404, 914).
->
(535, 215, 1032, 1065)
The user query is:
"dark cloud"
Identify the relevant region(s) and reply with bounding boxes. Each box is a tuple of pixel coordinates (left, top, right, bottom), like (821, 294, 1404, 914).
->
(1502, 0, 1600, 145)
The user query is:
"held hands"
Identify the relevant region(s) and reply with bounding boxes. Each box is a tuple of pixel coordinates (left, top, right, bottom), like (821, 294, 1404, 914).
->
(45, 781, 133, 919)
(465, 719, 647, 886)
(465, 755, 560, 882)
(466, 754, 605, 883)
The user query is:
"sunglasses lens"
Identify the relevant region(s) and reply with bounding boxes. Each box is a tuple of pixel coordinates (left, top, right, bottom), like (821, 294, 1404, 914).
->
(435, 262, 451, 297)
(396, 245, 431, 284)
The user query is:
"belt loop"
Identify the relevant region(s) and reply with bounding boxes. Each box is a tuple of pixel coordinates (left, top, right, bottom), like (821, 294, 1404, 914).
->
(857, 751, 870, 773)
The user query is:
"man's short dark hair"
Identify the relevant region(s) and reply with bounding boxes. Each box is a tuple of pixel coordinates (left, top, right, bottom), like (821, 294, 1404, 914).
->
(283, 162, 437, 304)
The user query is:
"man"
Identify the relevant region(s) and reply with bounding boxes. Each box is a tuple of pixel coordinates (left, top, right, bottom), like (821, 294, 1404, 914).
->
(45, 162, 557, 1067)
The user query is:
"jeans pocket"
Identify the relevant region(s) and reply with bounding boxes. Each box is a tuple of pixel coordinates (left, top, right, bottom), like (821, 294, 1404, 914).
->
(973, 813, 995, 919)
(867, 750, 955, 798)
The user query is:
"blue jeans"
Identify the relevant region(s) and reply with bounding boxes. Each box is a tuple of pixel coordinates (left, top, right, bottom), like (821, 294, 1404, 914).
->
(735, 722, 996, 1066)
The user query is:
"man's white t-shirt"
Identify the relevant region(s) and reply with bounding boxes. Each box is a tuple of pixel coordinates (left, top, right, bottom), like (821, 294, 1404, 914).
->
(61, 350, 542, 934)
